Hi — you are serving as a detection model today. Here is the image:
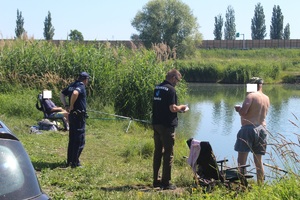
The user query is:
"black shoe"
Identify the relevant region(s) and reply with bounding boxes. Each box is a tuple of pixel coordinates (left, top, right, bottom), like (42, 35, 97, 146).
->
(153, 180, 161, 188)
(65, 162, 71, 167)
(71, 163, 83, 168)
(72, 165, 83, 168)
(161, 183, 176, 190)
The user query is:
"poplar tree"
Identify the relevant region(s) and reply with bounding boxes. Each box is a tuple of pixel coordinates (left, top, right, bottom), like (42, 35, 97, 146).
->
(15, 9, 25, 38)
(270, 5, 284, 39)
(43, 11, 55, 40)
(213, 14, 223, 40)
(251, 3, 266, 40)
(283, 23, 290, 40)
(224, 5, 236, 40)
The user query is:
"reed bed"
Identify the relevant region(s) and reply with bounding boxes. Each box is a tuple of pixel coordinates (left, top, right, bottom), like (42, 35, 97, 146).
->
(0, 39, 183, 121)
(266, 113, 300, 178)
(0, 39, 299, 121)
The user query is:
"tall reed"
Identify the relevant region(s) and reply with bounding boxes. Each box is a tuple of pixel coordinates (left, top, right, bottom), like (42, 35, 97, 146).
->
(0, 40, 186, 121)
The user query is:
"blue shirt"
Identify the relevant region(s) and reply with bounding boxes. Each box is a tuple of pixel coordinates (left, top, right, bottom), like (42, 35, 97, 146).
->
(62, 81, 87, 112)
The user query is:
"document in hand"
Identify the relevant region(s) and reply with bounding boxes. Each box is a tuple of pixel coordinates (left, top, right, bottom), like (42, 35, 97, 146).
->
(184, 106, 189, 112)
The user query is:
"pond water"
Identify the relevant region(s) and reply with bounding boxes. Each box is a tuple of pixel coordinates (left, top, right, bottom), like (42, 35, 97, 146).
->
(177, 83, 300, 178)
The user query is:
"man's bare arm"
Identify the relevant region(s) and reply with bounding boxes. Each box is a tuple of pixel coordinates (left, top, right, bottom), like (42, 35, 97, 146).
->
(69, 90, 79, 111)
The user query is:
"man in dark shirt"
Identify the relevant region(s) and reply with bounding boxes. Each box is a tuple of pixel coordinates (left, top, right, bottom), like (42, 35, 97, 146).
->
(60, 72, 89, 168)
(152, 69, 188, 190)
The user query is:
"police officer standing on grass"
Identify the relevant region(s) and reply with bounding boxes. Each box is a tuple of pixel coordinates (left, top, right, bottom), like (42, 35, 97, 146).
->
(60, 72, 89, 168)
(152, 69, 188, 190)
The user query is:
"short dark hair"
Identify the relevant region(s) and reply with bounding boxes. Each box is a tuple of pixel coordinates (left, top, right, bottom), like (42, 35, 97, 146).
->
(249, 77, 263, 84)
(166, 69, 181, 80)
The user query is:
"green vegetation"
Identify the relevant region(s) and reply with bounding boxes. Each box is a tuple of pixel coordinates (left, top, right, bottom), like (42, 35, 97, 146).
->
(1, 39, 300, 121)
(131, 0, 202, 59)
(43, 11, 55, 40)
(175, 48, 300, 83)
(270, 5, 284, 40)
(15, 9, 25, 38)
(68, 29, 84, 41)
(251, 3, 267, 40)
(1, 90, 300, 199)
(224, 6, 236, 40)
(0, 40, 300, 121)
(0, 39, 185, 121)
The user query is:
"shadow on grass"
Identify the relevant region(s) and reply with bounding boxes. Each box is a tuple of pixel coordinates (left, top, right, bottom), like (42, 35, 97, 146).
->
(100, 184, 155, 192)
(32, 161, 66, 171)
(100, 184, 188, 193)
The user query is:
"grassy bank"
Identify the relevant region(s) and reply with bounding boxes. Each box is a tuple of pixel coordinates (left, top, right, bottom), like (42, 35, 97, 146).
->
(176, 48, 300, 83)
(2, 114, 300, 199)
(1, 89, 299, 199)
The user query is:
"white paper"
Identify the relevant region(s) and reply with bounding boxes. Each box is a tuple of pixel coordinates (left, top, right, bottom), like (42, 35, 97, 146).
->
(184, 106, 190, 112)
(43, 90, 52, 99)
(179, 105, 189, 113)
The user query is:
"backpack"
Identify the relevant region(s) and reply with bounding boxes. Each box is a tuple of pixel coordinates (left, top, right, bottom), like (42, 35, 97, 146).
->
(38, 119, 58, 131)
(36, 94, 43, 111)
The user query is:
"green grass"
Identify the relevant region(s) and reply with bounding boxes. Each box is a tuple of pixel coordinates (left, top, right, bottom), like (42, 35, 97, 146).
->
(1, 112, 300, 199)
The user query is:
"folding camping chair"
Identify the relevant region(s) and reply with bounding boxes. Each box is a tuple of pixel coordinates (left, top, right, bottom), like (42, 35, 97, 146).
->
(186, 138, 253, 191)
(35, 93, 69, 131)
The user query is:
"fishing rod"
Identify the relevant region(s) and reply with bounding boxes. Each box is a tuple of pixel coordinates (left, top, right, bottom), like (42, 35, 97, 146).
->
(263, 163, 289, 175)
(221, 162, 289, 179)
(87, 109, 151, 132)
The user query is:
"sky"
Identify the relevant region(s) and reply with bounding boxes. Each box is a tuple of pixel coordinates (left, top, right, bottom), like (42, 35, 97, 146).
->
(0, 0, 299, 41)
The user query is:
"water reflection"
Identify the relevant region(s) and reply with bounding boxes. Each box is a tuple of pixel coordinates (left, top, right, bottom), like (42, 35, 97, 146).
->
(177, 83, 300, 177)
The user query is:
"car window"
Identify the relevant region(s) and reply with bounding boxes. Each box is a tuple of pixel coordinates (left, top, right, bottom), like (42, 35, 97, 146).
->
(0, 145, 24, 195)
(0, 140, 42, 199)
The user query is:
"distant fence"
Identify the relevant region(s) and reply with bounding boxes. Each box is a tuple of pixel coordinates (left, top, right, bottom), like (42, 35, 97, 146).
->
(200, 39, 300, 49)
(4, 39, 300, 49)
(51, 40, 140, 49)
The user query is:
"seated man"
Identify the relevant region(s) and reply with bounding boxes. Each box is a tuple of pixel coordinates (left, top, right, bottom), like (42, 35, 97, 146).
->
(42, 98, 69, 127)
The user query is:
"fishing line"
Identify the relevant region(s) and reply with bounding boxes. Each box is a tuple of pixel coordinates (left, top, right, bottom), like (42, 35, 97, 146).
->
(87, 109, 151, 132)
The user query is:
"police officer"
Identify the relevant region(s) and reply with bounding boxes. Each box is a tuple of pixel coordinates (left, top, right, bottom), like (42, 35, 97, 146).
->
(60, 72, 89, 168)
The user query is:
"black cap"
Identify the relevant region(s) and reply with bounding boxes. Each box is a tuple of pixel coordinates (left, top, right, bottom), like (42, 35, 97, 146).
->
(79, 72, 89, 79)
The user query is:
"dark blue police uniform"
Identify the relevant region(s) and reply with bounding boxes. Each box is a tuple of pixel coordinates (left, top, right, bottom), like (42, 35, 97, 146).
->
(61, 75, 88, 168)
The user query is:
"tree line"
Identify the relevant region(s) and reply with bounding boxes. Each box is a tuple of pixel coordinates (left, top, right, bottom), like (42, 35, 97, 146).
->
(12, 1, 292, 59)
(15, 9, 84, 41)
(214, 3, 290, 40)
(13, 0, 202, 59)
